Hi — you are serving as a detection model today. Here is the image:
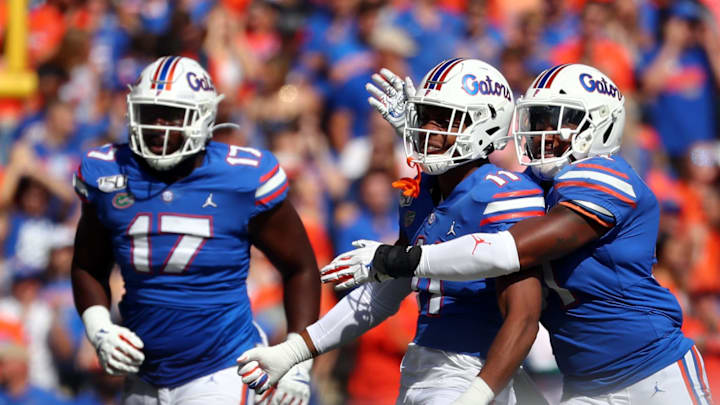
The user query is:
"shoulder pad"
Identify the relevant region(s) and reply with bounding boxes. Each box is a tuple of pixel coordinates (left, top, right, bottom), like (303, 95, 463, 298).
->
(77, 144, 132, 193)
(555, 156, 637, 208)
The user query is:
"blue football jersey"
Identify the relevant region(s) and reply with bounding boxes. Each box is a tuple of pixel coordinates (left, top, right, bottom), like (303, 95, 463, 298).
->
(541, 155, 693, 396)
(73, 142, 289, 387)
(400, 165, 545, 358)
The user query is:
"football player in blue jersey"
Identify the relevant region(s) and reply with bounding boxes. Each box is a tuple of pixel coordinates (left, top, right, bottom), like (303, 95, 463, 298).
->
(326, 64, 713, 405)
(71, 56, 321, 405)
(237, 59, 549, 405)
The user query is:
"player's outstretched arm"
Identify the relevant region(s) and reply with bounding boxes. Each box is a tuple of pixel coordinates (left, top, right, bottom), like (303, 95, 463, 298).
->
(72, 203, 145, 375)
(238, 277, 411, 394)
(358, 204, 610, 282)
(249, 199, 321, 333)
(453, 270, 544, 405)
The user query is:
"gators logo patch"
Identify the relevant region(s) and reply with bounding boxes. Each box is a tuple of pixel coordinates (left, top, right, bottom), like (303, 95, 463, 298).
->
(112, 192, 135, 209)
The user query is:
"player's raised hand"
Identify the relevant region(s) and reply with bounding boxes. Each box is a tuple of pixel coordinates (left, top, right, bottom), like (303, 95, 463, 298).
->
(237, 333, 312, 396)
(82, 306, 145, 375)
(255, 359, 313, 405)
(366, 68, 416, 137)
(320, 240, 391, 291)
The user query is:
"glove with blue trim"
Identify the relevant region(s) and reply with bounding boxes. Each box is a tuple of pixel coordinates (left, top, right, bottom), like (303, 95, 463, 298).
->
(237, 333, 313, 397)
(366, 68, 417, 137)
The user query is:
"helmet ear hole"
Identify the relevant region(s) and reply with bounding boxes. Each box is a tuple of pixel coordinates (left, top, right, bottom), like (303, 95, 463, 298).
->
(485, 126, 500, 136)
(488, 105, 497, 119)
(602, 123, 613, 144)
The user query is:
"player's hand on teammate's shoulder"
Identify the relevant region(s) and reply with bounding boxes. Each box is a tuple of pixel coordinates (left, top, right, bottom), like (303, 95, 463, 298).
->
(237, 333, 313, 396)
(82, 306, 145, 375)
(320, 240, 392, 291)
(366, 68, 416, 137)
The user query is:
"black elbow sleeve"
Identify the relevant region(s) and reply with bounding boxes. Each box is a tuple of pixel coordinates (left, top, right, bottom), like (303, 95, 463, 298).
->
(372, 245, 422, 278)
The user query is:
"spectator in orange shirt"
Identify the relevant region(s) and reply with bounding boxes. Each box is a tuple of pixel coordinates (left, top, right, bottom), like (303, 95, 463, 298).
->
(655, 185, 720, 396)
(681, 293, 720, 398)
(551, 0, 635, 92)
(675, 142, 719, 228)
(687, 182, 720, 295)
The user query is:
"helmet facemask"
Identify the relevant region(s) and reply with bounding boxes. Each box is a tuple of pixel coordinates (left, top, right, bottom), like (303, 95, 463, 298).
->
(513, 98, 594, 180)
(128, 97, 220, 171)
(403, 101, 496, 175)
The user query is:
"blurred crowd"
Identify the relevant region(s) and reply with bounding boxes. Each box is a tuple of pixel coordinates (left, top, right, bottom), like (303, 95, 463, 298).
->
(0, 0, 719, 403)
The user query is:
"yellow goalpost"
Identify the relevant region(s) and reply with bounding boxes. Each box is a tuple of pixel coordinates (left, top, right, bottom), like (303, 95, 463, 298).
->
(0, 0, 37, 98)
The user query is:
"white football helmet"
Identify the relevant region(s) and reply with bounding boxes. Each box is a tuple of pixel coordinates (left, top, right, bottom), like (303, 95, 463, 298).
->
(512, 63, 626, 180)
(127, 56, 226, 170)
(403, 58, 514, 175)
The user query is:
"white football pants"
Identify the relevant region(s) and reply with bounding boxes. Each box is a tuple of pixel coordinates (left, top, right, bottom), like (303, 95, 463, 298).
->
(561, 346, 712, 405)
(395, 343, 517, 405)
(122, 322, 268, 405)
(122, 366, 254, 405)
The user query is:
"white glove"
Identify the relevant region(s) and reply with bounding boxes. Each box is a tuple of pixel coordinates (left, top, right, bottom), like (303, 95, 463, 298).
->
(81, 305, 145, 375)
(366, 68, 416, 137)
(320, 240, 392, 291)
(237, 333, 313, 395)
(451, 376, 495, 405)
(255, 359, 313, 405)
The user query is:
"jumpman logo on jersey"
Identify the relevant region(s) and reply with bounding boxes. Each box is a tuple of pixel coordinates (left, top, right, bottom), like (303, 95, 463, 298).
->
(651, 382, 665, 397)
(202, 193, 218, 208)
(447, 221, 456, 236)
(471, 234, 490, 255)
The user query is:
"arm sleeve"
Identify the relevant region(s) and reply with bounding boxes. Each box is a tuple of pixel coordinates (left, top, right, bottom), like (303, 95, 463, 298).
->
(414, 231, 520, 281)
(306, 277, 412, 354)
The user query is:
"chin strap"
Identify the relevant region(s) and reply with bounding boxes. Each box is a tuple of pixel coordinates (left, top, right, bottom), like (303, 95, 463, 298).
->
(392, 158, 422, 198)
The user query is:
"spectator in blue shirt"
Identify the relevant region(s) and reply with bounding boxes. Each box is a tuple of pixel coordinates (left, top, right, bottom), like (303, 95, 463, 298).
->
(334, 170, 398, 254)
(391, 0, 465, 81)
(0, 341, 69, 405)
(639, 1, 720, 162)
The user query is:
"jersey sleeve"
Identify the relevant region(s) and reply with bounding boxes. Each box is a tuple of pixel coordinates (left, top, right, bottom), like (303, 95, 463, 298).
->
(551, 160, 637, 226)
(73, 144, 118, 205)
(474, 172, 546, 233)
(252, 152, 289, 216)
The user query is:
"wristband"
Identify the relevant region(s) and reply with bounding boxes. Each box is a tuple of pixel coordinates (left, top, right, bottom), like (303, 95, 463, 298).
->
(81, 305, 113, 342)
(372, 245, 422, 278)
(453, 377, 495, 405)
(284, 333, 313, 365)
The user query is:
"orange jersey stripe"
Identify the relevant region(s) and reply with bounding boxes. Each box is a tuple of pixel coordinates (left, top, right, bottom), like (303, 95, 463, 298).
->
(558, 201, 613, 228)
(555, 181, 636, 208)
(259, 164, 279, 183)
(492, 189, 543, 199)
(479, 210, 544, 226)
(256, 182, 288, 206)
(575, 163, 629, 179)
